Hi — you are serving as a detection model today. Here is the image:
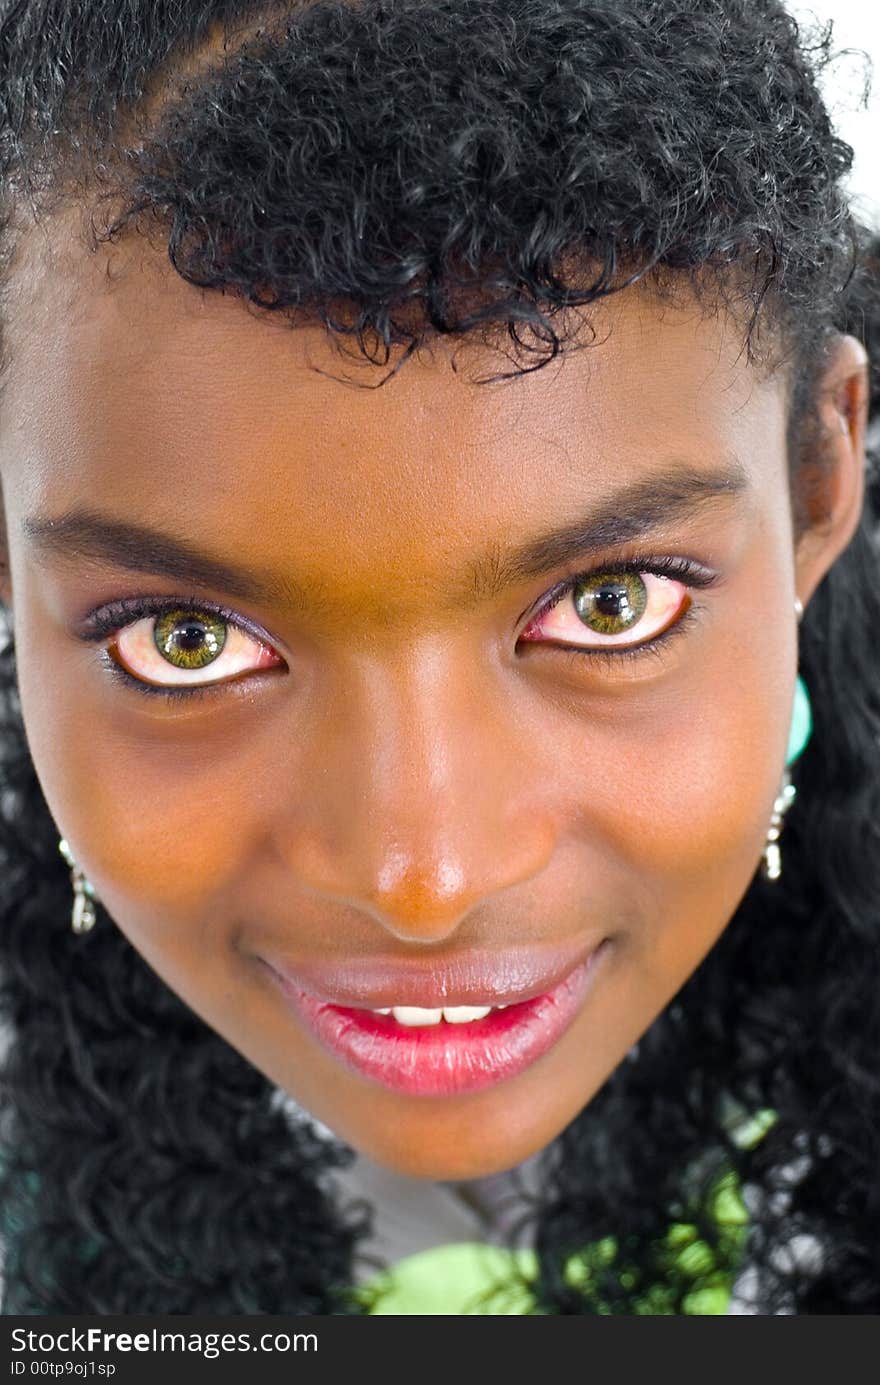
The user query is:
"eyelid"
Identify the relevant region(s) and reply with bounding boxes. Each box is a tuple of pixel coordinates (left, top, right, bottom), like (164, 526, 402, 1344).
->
(75, 554, 719, 700)
(520, 553, 719, 637)
(75, 591, 278, 648)
(77, 592, 285, 697)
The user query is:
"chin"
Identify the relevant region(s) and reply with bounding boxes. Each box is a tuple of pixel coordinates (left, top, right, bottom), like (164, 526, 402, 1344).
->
(347, 1117, 552, 1181)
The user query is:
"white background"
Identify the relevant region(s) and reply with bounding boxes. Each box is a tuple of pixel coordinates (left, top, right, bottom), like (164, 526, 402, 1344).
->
(786, 2, 880, 229)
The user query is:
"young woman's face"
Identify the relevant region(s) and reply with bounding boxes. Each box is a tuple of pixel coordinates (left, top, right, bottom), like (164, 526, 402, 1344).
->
(0, 222, 865, 1178)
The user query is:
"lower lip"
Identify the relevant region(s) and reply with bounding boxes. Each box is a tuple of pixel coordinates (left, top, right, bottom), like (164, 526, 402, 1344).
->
(270, 942, 610, 1097)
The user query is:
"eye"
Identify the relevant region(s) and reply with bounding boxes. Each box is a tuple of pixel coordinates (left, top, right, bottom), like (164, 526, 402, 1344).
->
(80, 596, 284, 697)
(518, 556, 717, 660)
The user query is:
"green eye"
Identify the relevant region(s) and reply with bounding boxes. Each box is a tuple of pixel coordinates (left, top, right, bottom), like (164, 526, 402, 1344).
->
(153, 609, 228, 670)
(572, 572, 648, 635)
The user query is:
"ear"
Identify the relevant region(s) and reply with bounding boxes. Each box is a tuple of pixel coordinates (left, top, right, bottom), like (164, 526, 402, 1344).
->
(793, 333, 870, 611)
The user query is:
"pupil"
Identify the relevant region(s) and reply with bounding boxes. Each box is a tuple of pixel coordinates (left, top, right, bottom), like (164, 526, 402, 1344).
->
(176, 622, 207, 652)
(595, 583, 629, 616)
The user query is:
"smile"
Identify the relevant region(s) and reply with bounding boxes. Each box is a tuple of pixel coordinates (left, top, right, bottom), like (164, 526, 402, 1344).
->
(265, 939, 611, 1097)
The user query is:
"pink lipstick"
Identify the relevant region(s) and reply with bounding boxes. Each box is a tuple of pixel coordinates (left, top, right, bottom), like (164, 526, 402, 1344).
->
(263, 939, 610, 1097)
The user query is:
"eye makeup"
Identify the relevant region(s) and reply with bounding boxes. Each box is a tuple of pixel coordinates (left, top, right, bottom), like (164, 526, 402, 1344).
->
(518, 552, 719, 672)
(72, 549, 721, 702)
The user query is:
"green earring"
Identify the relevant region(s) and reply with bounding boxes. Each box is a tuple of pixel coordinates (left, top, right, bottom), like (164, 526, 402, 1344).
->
(785, 674, 812, 768)
(762, 601, 811, 881)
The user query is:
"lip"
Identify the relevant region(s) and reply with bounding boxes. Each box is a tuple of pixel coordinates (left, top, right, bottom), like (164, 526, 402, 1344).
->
(260, 939, 602, 1010)
(260, 938, 611, 1097)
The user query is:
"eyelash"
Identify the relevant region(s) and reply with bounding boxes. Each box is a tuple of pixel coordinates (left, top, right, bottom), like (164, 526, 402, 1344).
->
(79, 553, 717, 702)
(521, 554, 717, 671)
(79, 593, 274, 703)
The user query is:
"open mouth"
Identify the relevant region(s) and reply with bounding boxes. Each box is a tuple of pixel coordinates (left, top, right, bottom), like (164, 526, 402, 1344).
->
(269, 939, 611, 1097)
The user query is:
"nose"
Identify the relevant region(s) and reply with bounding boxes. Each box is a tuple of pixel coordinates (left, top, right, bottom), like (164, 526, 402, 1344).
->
(272, 641, 557, 944)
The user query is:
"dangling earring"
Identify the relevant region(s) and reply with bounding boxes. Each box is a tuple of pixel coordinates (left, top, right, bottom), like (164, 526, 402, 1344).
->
(58, 838, 99, 934)
(761, 598, 812, 882)
(58, 603, 811, 910)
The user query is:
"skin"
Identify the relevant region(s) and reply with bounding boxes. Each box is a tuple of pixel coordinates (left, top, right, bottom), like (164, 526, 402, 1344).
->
(0, 214, 868, 1179)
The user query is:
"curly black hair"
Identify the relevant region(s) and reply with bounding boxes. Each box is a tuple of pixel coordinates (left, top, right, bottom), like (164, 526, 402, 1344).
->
(0, 0, 878, 1314)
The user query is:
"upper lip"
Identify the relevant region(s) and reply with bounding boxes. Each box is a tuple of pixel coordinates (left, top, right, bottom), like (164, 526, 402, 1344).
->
(259, 938, 604, 1009)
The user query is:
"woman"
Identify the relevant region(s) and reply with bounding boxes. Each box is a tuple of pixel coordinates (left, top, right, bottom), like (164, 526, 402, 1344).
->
(0, 0, 877, 1314)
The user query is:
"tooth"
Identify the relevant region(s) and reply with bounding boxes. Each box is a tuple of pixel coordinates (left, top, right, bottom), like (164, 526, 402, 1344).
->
(391, 1005, 443, 1026)
(442, 1005, 492, 1023)
(372, 1003, 503, 1025)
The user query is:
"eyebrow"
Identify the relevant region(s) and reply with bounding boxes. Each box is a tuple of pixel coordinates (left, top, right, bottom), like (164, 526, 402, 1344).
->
(463, 458, 749, 602)
(21, 459, 749, 615)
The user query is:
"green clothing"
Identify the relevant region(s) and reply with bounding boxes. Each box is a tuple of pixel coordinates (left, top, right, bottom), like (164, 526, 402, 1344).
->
(353, 1107, 777, 1314)
(354, 1163, 750, 1314)
(0, 1108, 776, 1315)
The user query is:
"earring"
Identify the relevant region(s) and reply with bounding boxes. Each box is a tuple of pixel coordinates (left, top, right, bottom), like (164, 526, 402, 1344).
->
(761, 599, 812, 882)
(58, 838, 99, 934)
(56, 602, 812, 908)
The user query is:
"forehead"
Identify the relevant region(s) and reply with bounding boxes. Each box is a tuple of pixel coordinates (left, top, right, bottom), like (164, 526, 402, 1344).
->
(0, 213, 786, 575)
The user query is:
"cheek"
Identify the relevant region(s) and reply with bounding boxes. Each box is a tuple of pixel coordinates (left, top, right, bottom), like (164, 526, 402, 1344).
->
(13, 514, 796, 974)
(554, 624, 797, 934)
(617, 696, 785, 883)
(46, 741, 249, 915)
(14, 634, 254, 919)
